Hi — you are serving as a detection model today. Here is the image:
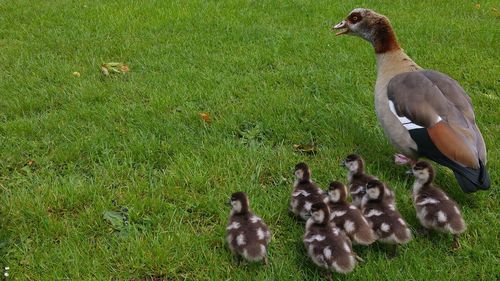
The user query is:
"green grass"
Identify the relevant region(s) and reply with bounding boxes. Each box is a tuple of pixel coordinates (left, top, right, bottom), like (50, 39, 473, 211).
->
(0, 0, 499, 280)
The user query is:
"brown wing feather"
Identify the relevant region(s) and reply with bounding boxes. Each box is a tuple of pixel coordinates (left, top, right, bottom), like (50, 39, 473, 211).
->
(387, 71, 485, 168)
(422, 71, 487, 164)
(427, 122, 478, 168)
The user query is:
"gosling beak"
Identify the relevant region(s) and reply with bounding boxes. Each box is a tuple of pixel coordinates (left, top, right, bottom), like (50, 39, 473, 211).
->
(333, 20, 349, 36)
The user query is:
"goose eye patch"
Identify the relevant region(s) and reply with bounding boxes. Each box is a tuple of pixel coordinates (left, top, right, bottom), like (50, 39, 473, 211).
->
(349, 13, 362, 23)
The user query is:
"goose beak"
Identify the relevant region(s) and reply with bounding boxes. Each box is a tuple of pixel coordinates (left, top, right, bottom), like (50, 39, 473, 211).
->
(405, 169, 413, 175)
(333, 20, 349, 36)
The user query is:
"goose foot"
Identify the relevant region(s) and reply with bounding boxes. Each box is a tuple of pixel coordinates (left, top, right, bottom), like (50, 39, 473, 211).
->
(394, 154, 416, 166)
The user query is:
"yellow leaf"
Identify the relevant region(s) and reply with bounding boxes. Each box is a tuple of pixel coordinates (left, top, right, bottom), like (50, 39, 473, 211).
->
(199, 113, 211, 123)
(120, 65, 130, 73)
(293, 144, 317, 154)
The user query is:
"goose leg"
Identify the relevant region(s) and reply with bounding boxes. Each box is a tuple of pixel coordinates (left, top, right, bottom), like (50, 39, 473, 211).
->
(353, 252, 365, 263)
(263, 255, 269, 266)
(452, 235, 461, 250)
(387, 244, 398, 259)
(394, 154, 416, 166)
(417, 226, 429, 236)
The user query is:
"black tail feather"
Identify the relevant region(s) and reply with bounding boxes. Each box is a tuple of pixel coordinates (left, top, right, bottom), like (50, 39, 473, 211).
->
(453, 160, 490, 193)
(409, 129, 491, 193)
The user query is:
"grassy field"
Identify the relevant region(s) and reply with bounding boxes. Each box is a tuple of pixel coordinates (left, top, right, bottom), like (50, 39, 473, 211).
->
(0, 0, 499, 280)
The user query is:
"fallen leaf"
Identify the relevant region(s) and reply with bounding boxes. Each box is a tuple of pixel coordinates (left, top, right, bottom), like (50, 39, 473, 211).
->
(103, 205, 130, 237)
(27, 160, 35, 166)
(101, 66, 109, 76)
(474, 3, 480, 9)
(101, 62, 129, 76)
(72, 71, 81, 77)
(103, 210, 123, 229)
(120, 65, 129, 73)
(199, 113, 211, 123)
(293, 144, 317, 155)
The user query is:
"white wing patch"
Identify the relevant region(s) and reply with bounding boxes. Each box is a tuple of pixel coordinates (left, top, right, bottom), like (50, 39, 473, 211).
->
(437, 211, 447, 222)
(366, 209, 384, 217)
(292, 190, 310, 197)
(416, 198, 440, 205)
(323, 247, 332, 259)
(349, 205, 357, 210)
(388, 100, 424, 130)
(226, 222, 240, 230)
(343, 242, 351, 252)
(332, 227, 340, 236)
(304, 201, 312, 211)
(236, 234, 246, 245)
(250, 216, 261, 223)
(344, 220, 355, 233)
(257, 228, 265, 240)
(304, 234, 326, 243)
(380, 223, 390, 232)
(331, 211, 347, 219)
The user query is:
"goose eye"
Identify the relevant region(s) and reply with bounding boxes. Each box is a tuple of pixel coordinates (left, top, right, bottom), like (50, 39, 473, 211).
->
(352, 16, 358, 21)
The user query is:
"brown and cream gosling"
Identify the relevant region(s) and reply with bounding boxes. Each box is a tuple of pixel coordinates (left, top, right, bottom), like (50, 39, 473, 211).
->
(410, 161, 466, 249)
(327, 181, 376, 246)
(290, 162, 328, 220)
(226, 192, 271, 265)
(342, 154, 395, 208)
(304, 202, 356, 280)
(362, 180, 411, 258)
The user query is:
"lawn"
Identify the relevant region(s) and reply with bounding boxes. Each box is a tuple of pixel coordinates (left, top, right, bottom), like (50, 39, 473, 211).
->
(0, 0, 498, 280)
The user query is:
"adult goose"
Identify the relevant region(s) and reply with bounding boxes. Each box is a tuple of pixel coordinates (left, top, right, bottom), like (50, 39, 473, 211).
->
(333, 8, 490, 193)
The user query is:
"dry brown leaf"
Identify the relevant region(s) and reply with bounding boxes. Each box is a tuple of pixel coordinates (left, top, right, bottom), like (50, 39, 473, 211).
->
(199, 113, 211, 123)
(101, 62, 129, 76)
(293, 144, 317, 155)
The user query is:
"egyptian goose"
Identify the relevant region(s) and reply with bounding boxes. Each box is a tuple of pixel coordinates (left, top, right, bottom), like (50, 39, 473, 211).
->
(341, 154, 395, 207)
(226, 192, 271, 264)
(362, 180, 412, 257)
(333, 8, 490, 193)
(326, 181, 376, 246)
(290, 162, 328, 220)
(304, 202, 356, 279)
(410, 161, 466, 249)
